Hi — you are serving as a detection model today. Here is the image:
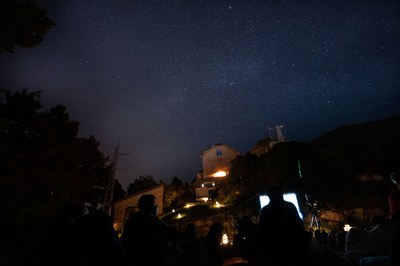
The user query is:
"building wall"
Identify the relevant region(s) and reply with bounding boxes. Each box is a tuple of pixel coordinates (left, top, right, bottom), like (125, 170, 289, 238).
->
(112, 184, 164, 233)
(201, 144, 239, 179)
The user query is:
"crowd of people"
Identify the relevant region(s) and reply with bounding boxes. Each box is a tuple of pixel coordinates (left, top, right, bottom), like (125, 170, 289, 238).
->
(17, 173, 400, 266)
(118, 188, 313, 266)
(340, 171, 400, 266)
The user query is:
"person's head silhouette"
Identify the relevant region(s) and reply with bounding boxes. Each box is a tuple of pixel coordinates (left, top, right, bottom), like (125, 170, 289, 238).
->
(267, 186, 284, 203)
(184, 222, 196, 238)
(138, 194, 158, 216)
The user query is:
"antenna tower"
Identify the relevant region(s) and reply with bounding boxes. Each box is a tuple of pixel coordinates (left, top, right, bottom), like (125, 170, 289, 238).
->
(103, 138, 125, 216)
(276, 125, 285, 142)
(268, 127, 274, 139)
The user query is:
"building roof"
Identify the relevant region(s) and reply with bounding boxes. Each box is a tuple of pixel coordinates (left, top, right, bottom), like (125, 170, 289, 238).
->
(111, 183, 164, 205)
(200, 143, 239, 157)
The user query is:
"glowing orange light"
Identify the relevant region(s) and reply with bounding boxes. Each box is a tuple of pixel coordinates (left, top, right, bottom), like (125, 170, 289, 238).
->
(213, 171, 227, 177)
(185, 203, 194, 208)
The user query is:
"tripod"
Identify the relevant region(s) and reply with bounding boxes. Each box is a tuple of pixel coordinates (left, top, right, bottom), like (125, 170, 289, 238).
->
(308, 202, 320, 234)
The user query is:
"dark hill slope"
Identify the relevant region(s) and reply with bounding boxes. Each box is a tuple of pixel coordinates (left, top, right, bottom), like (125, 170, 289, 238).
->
(309, 116, 400, 177)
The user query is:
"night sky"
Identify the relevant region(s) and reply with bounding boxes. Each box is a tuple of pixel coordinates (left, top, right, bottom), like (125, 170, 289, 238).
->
(1, 0, 399, 188)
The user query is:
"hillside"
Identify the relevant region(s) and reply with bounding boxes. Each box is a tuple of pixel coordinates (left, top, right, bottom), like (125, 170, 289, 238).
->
(309, 116, 400, 177)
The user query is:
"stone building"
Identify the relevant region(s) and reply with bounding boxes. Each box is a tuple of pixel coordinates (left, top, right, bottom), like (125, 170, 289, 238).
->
(198, 143, 239, 180)
(195, 143, 239, 200)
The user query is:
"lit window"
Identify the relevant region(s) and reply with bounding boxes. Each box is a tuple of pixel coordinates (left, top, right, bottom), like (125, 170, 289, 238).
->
(216, 149, 222, 158)
(213, 171, 227, 177)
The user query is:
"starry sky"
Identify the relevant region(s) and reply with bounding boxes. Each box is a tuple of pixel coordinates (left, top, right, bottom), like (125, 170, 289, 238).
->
(1, 0, 399, 188)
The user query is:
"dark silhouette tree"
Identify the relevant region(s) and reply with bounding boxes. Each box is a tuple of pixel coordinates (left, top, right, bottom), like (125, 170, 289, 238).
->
(229, 141, 330, 206)
(0, 88, 111, 231)
(229, 153, 261, 199)
(0, 0, 55, 53)
(171, 176, 183, 187)
(126, 175, 157, 195)
(112, 178, 126, 201)
(163, 176, 194, 210)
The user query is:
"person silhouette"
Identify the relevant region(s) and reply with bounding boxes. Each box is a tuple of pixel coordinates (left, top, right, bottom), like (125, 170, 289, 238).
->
(204, 222, 224, 266)
(183, 222, 197, 240)
(258, 186, 308, 266)
(234, 215, 258, 263)
(344, 188, 400, 265)
(121, 194, 177, 266)
(22, 204, 130, 266)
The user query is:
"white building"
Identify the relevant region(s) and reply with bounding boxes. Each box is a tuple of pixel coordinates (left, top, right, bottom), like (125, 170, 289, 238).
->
(195, 143, 239, 201)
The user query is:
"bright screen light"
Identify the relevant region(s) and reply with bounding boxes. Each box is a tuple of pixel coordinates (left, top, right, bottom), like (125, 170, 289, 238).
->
(259, 193, 303, 219)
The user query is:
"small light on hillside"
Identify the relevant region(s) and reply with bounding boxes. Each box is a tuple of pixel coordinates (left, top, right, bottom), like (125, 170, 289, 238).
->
(185, 203, 195, 208)
(198, 197, 208, 202)
(222, 234, 228, 245)
(344, 224, 352, 232)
